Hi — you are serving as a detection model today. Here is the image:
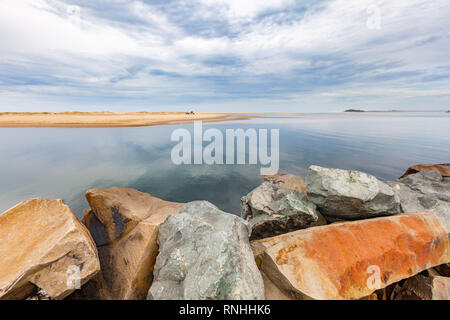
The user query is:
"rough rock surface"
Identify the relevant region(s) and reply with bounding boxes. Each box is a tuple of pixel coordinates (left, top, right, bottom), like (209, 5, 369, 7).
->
(0, 199, 100, 300)
(253, 211, 449, 300)
(263, 172, 307, 194)
(261, 271, 297, 300)
(369, 282, 400, 300)
(251, 241, 297, 300)
(387, 181, 449, 235)
(306, 165, 401, 220)
(435, 263, 450, 277)
(148, 201, 264, 300)
(75, 188, 184, 300)
(398, 170, 450, 202)
(395, 275, 450, 300)
(241, 182, 326, 240)
(399, 163, 450, 178)
(26, 288, 52, 300)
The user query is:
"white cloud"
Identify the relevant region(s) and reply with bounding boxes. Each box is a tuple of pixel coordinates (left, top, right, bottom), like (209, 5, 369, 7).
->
(197, 0, 295, 20)
(0, 0, 449, 111)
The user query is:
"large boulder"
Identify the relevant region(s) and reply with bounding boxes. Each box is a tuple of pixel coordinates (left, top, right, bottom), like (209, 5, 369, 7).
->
(253, 211, 449, 300)
(148, 201, 264, 300)
(395, 274, 450, 300)
(0, 199, 100, 300)
(398, 170, 450, 202)
(399, 163, 450, 178)
(75, 188, 184, 300)
(251, 241, 297, 300)
(263, 172, 307, 194)
(241, 182, 326, 240)
(306, 165, 401, 220)
(260, 271, 297, 300)
(387, 181, 449, 235)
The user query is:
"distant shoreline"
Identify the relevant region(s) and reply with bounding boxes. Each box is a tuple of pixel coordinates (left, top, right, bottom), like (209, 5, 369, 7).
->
(343, 109, 449, 113)
(0, 111, 447, 128)
(0, 112, 251, 128)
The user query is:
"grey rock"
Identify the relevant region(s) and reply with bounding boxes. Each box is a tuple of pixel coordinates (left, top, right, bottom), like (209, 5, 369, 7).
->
(387, 181, 449, 235)
(241, 182, 326, 240)
(148, 201, 265, 300)
(306, 165, 401, 220)
(398, 170, 450, 202)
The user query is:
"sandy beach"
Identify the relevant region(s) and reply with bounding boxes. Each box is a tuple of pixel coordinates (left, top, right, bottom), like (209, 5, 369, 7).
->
(0, 112, 248, 127)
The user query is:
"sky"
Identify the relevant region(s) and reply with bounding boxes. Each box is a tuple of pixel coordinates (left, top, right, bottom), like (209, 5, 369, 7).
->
(0, 0, 449, 112)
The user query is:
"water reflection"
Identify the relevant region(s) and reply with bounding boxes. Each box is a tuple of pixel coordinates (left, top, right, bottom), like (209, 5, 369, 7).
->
(0, 112, 448, 216)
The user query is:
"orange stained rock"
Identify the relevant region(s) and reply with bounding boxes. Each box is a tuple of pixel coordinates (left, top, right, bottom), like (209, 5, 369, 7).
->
(258, 211, 449, 300)
(399, 163, 450, 178)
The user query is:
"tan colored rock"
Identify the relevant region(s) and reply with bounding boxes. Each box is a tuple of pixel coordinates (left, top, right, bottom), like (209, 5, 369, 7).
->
(261, 271, 297, 300)
(395, 275, 450, 300)
(254, 211, 449, 300)
(432, 277, 450, 300)
(399, 163, 450, 178)
(75, 188, 184, 300)
(263, 172, 307, 194)
(0, 199, 100, 300)
(251, 241, 298, 300)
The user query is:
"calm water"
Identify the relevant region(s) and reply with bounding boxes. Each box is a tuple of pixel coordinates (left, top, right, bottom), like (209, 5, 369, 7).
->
(0, 112, 449, 217)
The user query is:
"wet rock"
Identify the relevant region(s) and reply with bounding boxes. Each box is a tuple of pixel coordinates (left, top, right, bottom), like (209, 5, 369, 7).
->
(306, 165, 401, 220)
(148, 201, 264, 300)
(395, 274, 450, 300)
(263, 172, 307, 194)
(0, 199, 100, 300)
(253, 211, 449, 300)
(75, 187, 184, 300)
(399, 163, 450, 178)
(398, 170, 450, 202)
(241, 182, 326, 240)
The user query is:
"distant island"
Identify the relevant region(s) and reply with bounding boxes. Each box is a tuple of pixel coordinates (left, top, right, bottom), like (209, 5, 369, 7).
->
(344, 109, 365, 112)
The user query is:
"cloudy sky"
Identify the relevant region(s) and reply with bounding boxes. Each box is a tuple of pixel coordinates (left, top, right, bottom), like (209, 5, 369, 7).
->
(0, 0, 449, 112)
